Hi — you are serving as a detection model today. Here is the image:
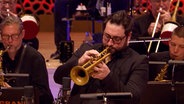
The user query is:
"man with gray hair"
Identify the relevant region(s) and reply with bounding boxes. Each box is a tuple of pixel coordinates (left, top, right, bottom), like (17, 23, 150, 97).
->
(0, 15, 54, 104)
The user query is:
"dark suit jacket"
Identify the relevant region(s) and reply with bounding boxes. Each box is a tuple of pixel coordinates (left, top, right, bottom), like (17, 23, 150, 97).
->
(131, 12, 184, 55)
(2, 44, 54, 104)
(54, 43, 148, 104)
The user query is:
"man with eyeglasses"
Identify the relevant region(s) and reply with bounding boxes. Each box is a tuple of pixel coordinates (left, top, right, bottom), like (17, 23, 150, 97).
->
(0, 0, 39, 50)
(131, 0, 184, 55)
(0, 0, 17, 50)
(54, 10, 149, 104)
(0, 16, 54, 104)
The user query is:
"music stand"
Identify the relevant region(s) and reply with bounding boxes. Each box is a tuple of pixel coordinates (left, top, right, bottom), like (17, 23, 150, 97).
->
(0, 73, 36, 103)
(168, 60, 184, 91)
(129, 37, 170, 55)
(4, 73, 29, 77)
(0, 86, 36, 104)
(80, 92, 132, 104)
(142, 60, 184, 104)
(140, 81, 184, 104)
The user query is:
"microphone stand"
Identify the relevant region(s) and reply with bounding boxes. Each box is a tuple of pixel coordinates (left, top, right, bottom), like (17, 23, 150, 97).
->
(61, 77, 71, 104)
(60, 0, 74, 63)
(168, 60, 184, 91)
(171, 64, 176, 92)
(54, 77, 71, 104)
(80, 92, 132, 104)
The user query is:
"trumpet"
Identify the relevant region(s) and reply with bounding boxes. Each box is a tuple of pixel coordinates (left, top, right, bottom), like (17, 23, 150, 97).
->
(70, 47, 111, 86)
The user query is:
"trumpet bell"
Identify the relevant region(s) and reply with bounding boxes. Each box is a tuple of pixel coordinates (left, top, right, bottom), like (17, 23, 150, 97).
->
(70, 66, 89, 86)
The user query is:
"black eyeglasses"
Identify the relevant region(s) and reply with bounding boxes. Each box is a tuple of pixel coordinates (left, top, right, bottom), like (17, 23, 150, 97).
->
(103, 33, 126, 44)
(1, 33, 20, 41)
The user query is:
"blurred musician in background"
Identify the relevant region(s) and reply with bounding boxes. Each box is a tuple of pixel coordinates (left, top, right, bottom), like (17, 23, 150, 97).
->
(131, 0, 184, 55)
(0, 0, 39, 50)
(149, 26, 184, 81)
(0, 0, 17, 19)
(0, 16, 53, 104)
(51, 0, 89, 59)
(54, 10, 148, 104)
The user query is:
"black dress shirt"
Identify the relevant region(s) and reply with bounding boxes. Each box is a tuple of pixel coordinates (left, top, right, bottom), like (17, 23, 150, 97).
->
(131, 11, 184, 55)
(2, 44, 54, 104)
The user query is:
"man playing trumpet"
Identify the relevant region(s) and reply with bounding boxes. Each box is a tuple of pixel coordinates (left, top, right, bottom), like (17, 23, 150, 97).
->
(54, 10, 149, 104)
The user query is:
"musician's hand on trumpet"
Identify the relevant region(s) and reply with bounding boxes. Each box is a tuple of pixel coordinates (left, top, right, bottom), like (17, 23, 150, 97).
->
(91, 61, 110, 80)
(78, 49, 110, 80)
(78, 49, 100, 66)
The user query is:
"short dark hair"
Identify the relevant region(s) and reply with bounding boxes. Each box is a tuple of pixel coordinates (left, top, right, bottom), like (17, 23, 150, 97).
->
(104, 10, 133, 36)
(172, 26, 184, 38)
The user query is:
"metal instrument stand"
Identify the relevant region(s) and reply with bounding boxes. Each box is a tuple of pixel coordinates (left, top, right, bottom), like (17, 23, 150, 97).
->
(59, 0, 74, 63)
(54, 77, 71, 104)
(64, 0, 72, 41)
(80, 92, 132, 104)
(168, 60, 184, 92)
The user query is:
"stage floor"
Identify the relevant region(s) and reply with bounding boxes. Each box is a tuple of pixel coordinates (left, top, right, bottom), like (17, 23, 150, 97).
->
(37, 32, 86, 99)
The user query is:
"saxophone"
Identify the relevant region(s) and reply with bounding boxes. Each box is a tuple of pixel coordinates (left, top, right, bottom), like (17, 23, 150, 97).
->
(154, 64, 169, 81)
(0, 46, 11, 87)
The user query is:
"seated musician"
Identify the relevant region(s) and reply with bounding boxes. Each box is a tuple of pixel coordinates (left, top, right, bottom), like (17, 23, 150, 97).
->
(0, 0, 39, 50)
(0, 16, 53, 104)
(131, 0, 184, 55)
(54, 10, 149, 104)
(149, 26, 184, 81)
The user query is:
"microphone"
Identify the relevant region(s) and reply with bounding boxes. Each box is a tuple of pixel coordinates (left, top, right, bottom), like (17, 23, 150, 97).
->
(62, 77, 71, 104)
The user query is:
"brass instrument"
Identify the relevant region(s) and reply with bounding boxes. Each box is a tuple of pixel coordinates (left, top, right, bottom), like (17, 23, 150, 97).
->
(147, 8, 162, 54)
(154, 64, 169, 81)
(70, 47, 111, 86)
(156, 0, 180, 52)
(171, 0, 180, 22)
(0, 46, 11, 87)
